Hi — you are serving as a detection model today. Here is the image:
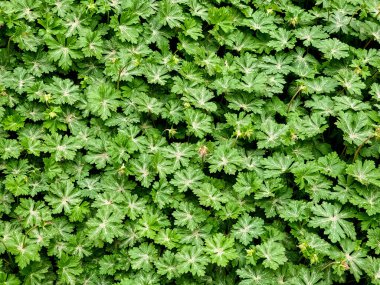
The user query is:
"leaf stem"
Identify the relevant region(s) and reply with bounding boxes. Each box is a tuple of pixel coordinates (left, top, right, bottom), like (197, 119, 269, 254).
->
(321, 260, 339, 271)
(7, 36, 12, 53)
(353, 135, 374, 161)
(0, 240, 15, 269)
(369, 70, 379, 82)
(287, 86, 304, 112)
(348, 6, 361, 25)
(340, 145, 347, 157)
(363, 38, 373, 49)
(116, 66, 126, 90)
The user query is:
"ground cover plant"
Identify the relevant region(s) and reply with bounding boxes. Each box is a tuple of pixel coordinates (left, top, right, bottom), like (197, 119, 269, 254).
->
(0, 0, 380, 283)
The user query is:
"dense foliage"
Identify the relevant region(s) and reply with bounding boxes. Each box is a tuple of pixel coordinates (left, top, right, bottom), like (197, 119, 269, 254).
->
(1, 0, 380, 284)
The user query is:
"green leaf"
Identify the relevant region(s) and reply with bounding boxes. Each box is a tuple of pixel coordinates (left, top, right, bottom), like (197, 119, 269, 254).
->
(170, 167, 205, 193)
(255, 240, 288, 270)
(21, 263, 49, 285)
(86, 208, 124, 243)
(0, 139, 22, 159)
(184, 109, 213, 138)
(43, 133, 82, 161)
(181, 18, 203, 40)
(256, 118, 288, 149)
(44, 77, 81, 105)
(4, 175, 29, 196)
(193, 183, 228, 210)
(314, 38, 350, 60)
(335, 112, 373, 146)
(176, 246, 209, 277)
(295, 25, 329, 46)
(2, 114, 26, 131)
(57, 255, 83, 285)
(208, 143, 243, 175)
(261, 153, 294, 178)
(45, 35, 82, 70)
(143, 64, 170, 86)
(6, 232, 40, 269)
(278, 200, 311, 222)
(86, 83, 120, 120)
(110, 13, 142, 44)
(335, 70, 366, 96)
(0, 272, 21, 285)
(233, 172, 262, 198)
(349, 187, 380, 215)
(292, 267, 328, 285)
(232, 214, 265, 245)
(172, 202, 208, 231)
(245, 10, 277, 33)
(15, 198, 52, 228)
(44, 180, 81, 214)
(268, 28, 296, 51)
(332, 239, 368, 281)
(237, 265, 273, 285)
(308, 202, 356, 242)
(129, 243, 158, 271)
(367, 228, 380, 254)
(155, 251, 179, 280)
(365, 257, 380, 285)
(204, 233, 238, 266)
(158, 0, 185, 28)
(347, 160, 380, 187)
(317, 152, 346, 178)
(208, 7, 235, 33)
(77, 28, 104, 59)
